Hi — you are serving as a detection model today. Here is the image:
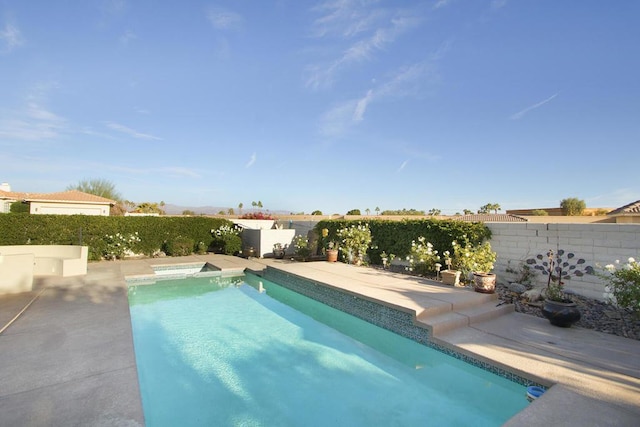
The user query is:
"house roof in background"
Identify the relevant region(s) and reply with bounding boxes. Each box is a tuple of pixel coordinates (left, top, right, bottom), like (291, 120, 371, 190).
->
(607, 200, 640, 215)
(23, 190, 115, 205)
(453, 214, 528, 222)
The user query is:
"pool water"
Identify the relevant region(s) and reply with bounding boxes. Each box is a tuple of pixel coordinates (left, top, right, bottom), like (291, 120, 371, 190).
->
(128, 274, 528, 426)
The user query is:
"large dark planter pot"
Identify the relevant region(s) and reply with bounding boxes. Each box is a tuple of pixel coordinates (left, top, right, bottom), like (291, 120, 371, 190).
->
(542, 299, 581, 327)
(473, 272, 496, 294)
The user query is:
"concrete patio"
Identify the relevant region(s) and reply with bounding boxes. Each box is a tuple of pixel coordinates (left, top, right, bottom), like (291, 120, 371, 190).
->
(1, 254, 638, 426)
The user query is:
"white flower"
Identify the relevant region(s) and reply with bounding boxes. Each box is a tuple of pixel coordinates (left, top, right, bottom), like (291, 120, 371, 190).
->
(629, 257, 636, 263)
(605, 264, 615, 272)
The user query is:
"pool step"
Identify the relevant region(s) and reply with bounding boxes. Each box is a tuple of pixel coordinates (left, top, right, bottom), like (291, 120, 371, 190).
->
(416, 300, 515, 337)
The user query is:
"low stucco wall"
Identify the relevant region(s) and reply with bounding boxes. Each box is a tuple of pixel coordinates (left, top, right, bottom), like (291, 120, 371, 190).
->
(0, 253, 35, 294)
(0, 246, 89, 295)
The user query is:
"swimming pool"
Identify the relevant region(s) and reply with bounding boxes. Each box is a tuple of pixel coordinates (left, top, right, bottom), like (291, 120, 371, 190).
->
(128, 273, 529, 426)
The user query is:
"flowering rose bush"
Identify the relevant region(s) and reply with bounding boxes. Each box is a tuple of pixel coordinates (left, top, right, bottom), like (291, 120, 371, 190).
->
(451, 238, 496, 280)
(406, 237, 440, 276)
(337, 223, 372, 265)
(293, 234, 311, 260)
(601, 257, 640, 314)
(103, 232, 141, 260)
(211, 224, 242, 255)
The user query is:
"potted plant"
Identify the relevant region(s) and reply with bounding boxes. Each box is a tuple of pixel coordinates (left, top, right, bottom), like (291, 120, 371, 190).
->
(440, 251, 461, 286)
(272, 243, 286, 259)
(452, 239, 497, 293)
(405, 237, 440, 278)
(320, 228, 339, 262)
(325, 241, 339, 262)
(527, 249, 594, 327)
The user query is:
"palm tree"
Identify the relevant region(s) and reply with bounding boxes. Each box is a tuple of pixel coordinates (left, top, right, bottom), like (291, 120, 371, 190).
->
(375, 206, 380, 215)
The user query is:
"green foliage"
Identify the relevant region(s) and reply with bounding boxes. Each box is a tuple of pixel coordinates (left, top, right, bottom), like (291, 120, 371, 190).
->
(346, 209, 361, 215)
(293, 235, 311, 260)
(380, 208, 425, 215)
(67, 178, 121, 201)
(210, 224, 242, 255)
(532, 209, 549, 216)
(451, 239, 497, 279)
(163, 236, 195, 257)
(560, 197, 586, 216)
(337, 223, 372, 265)
(406, 237, 440, 276)
(182, 210, 197, 216)
(103, 232, 141, 260)
(479, 203, 501, 214)
(9, 201, 29, 213)
(311, 210, 323, 215)
(601, 258, 640, 314)
(314, 218, 491, 266)
(0, 215, 231, 261)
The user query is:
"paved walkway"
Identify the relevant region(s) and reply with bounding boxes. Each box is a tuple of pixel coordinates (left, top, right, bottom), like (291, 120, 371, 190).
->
(1, 255, 639, 426)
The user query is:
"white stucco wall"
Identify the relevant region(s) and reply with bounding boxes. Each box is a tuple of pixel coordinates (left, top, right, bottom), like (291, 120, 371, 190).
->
(487, 222, 640, 300)
(30, 202, 110, 216)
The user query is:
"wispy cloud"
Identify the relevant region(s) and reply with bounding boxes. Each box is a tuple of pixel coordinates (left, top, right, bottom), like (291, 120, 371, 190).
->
(509, 93, 558, 120)
(306, 4, 422, 90)
(491, 0, 508, 10)
(319, 53, 442, 138)
(119, 30, 137, 45)
(245, 152, 257, 168)
(0, 23, 25, 52)
(397, 160, 408, 172)
(0, 82, 66, 141)
(207, 7, 243, 31)
(433, 0, 454, 9)
(106, 122, 162, 140)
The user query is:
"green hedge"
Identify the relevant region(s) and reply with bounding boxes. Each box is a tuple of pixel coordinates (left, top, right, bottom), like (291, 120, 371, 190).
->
(314, 218, 491, 264)
(0, 215, 232, 261)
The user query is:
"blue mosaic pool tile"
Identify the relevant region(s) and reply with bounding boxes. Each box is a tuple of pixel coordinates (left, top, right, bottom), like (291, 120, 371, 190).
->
(263, 266, 546, 389)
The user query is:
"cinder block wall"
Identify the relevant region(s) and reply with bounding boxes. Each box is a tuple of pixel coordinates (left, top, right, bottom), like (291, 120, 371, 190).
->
(488, 223, 640, 300)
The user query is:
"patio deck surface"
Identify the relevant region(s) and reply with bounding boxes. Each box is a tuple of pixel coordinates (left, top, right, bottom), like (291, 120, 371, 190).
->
(1, 254, 638, 426)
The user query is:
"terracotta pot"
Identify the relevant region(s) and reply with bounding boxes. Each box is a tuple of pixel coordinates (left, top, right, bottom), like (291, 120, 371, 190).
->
(441, 270, 461, 286)
(542, 299, 581, 327)
(473, 272, 496, 293)
(326, 249, 338, 262)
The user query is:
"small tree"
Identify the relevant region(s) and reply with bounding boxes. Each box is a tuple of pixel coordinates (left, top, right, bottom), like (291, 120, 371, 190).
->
(532, 209, 549, 216)
(67, 178, 121, 201)
(10, 201, 29, 213)
(427, 208, 441, 216)
(346, 209, 361, 215)
(311, 210, 323, 215)
(560, 197, 586, 216)
(375, 206, 380, 215)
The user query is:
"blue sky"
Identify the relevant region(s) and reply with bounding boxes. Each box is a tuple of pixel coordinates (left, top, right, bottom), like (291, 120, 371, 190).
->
(1, 0, 639, 215)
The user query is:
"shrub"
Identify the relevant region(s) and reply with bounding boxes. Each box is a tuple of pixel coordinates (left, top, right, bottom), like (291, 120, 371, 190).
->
(164, 236, 194, 257)
(211, 224, 242, 255)
(560, 197, 586, 216)
(293, 235, 311, 260)
(406, 237, 440, 276)
(531, 209, 548, 216)
(337, 223, 372, 265)
(103, 232, 141, 260)
(601, 258, 640, 314)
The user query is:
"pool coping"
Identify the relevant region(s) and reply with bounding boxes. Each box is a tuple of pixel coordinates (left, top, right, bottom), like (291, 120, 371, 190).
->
(1, 254, 639, 426)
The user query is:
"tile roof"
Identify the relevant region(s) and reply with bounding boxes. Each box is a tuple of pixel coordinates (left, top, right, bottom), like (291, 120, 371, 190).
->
(607, 200, 640, 215)
(23, 190, 115, 204)
(452, 214, 528, 222)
